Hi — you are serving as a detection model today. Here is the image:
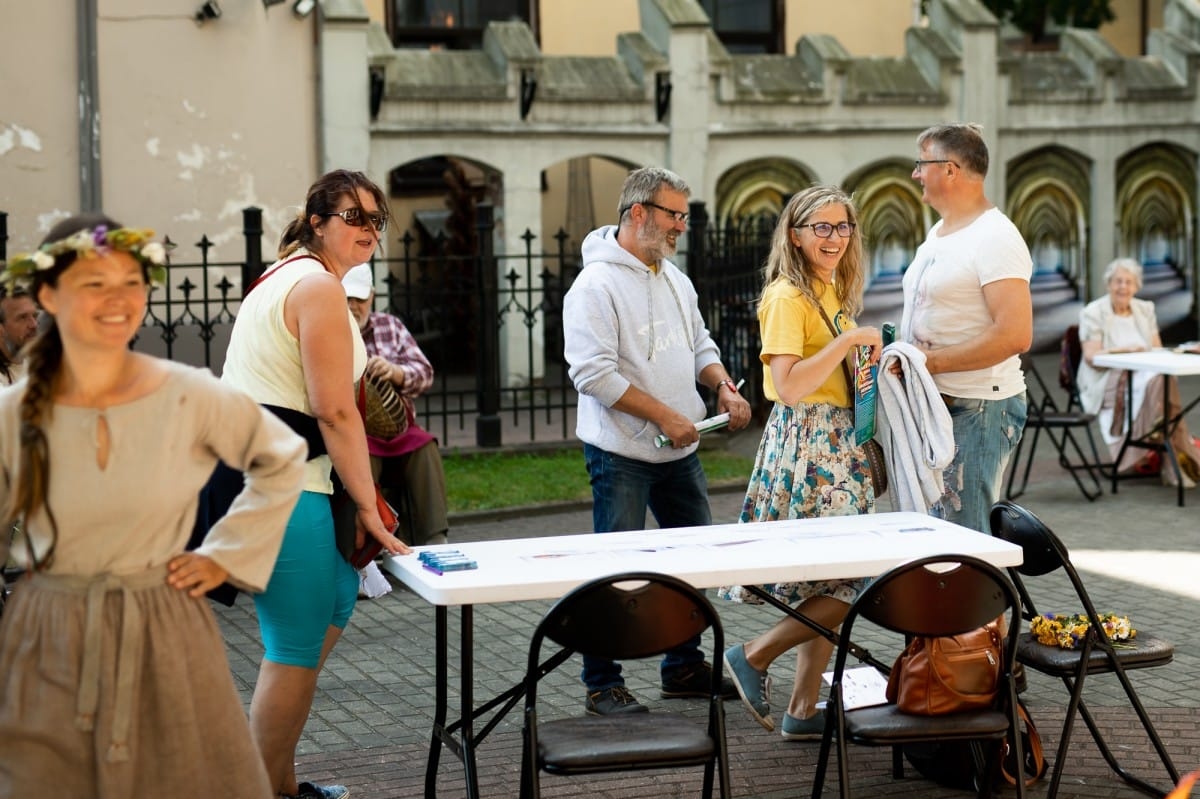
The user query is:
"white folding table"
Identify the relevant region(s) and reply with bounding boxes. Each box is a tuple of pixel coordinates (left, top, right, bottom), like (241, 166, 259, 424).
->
(1093, 349, 1200, 507)
(382, 511, 1024, 799)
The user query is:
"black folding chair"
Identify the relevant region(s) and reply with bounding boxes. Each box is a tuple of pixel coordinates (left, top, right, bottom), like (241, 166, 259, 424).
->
(990, 501, 1180, 798)
(810, 554, 1026, 799)
(1007, 351, 1105, 501)
(1059, 325, 1090, 413)
(519, 572, 730, 799)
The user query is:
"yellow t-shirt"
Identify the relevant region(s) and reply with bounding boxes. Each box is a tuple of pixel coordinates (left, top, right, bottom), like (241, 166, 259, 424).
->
(757, 278, 854, 408)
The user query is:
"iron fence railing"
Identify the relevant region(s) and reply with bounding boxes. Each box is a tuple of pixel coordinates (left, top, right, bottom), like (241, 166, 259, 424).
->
(0, 206, 770, 449)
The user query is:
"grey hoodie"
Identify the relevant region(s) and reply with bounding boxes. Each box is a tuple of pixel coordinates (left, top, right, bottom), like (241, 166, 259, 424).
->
(564, 225, 722, 463)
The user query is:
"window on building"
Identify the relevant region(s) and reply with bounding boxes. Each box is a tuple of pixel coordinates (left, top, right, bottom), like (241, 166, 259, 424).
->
(388, 0, 534, 50)
(698, 0, 782, 54)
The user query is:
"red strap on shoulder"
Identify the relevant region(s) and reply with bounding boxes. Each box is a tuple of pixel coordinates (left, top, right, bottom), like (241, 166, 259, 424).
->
(244, 254, 327, 296)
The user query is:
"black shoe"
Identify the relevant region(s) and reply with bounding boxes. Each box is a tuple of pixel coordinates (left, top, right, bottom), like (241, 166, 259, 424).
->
(661, 661, 737, 699)
(585, 685, 648, 715)
(283, 783, 349, 799)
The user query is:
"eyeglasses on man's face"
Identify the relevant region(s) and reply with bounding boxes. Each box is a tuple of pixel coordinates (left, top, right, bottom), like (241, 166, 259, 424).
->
(794, 221, 856, 239)
(323, 207, 389, 233)
(641, 201, 689, 225)
(913, 159, 958, 171)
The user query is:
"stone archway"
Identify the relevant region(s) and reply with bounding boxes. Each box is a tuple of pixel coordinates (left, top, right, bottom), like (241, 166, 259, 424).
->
(1116, 143, 1196, 274)
(844, 160, 927, 281)
(383, 155, 503, 375)
(714, 158, 816, 225)
(1006, 146, 1091, 289)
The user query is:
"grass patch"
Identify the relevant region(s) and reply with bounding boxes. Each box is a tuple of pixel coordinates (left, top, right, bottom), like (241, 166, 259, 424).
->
(444, 446, 755, 513)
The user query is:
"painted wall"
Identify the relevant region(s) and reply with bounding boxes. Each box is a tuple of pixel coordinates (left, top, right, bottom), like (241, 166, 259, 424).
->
(0, 0, 320, 259)
(0, 3, 79, 240)
(1102, 0, 1165, 56)
(540, 0, 641, 55)
(369, 1, 1156, 59)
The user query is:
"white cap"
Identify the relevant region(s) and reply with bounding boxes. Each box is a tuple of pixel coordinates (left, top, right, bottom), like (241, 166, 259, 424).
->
(342, 264, 374, 300)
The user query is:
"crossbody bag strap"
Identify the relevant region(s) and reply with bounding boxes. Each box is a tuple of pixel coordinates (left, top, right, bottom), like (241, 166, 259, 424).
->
(356, 375, 368, 423)
(243, 253, 326, 295)
(815, 303, 855, 395)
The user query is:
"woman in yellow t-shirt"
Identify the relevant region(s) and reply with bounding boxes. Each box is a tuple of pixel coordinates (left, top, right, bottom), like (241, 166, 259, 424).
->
(720, 185, 882, 741)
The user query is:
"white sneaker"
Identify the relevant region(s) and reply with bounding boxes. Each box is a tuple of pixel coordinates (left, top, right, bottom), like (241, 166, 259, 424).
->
(357, 560, 392, 599)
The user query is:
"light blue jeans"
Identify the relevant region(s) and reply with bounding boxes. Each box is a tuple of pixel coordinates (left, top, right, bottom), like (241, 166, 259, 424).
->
(932, 393, 1027, 534)
(580, 444, 711, 692)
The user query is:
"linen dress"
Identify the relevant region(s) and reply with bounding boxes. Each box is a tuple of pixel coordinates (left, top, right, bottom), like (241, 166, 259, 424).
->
(0, 362, 307, 798)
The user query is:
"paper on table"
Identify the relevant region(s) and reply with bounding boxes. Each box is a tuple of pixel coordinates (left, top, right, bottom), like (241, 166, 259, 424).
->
(822, 665, 890, 709)
(654, 413, 731, 448)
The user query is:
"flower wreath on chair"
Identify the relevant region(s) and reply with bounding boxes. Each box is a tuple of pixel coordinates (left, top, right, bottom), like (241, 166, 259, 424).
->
(1030, 613, 1136, 650)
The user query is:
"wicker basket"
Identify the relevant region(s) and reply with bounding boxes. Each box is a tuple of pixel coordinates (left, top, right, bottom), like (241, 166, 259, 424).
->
(358, 373, 410, 440)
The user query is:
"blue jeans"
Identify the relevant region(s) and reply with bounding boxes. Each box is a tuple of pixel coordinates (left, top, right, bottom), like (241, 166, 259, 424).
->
(933, 393, 1027, 534)
(580, 444, 711, 692)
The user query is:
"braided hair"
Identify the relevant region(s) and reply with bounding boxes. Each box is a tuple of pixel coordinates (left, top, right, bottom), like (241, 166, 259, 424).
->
(3, 212, 129, 569)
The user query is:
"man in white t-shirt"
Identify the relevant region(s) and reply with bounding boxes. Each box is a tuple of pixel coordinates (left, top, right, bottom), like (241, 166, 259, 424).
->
(900, 123, 1033, 533)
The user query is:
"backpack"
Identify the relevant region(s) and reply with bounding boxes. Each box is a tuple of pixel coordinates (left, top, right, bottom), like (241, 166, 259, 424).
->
(901, 700, 1047, 790)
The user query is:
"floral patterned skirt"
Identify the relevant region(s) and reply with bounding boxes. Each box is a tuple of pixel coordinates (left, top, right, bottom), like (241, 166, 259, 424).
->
(717, 401, 874, 606)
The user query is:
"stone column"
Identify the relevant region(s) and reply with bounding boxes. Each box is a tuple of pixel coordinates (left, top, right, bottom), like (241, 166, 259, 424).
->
(318, 0, 371, 172)
(1090, 153, 1118, 301)
(641, 0, 711, 199)
(498, 166, 546, 388)
(939, 0, 1002, 202)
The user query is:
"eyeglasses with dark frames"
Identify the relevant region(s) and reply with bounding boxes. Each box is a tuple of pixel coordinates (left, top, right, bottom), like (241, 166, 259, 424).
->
(322, 207, 389, 233)
(794, 221, 856, 239)
(640, 201, 690, 225)
(913, 159, 959, 171)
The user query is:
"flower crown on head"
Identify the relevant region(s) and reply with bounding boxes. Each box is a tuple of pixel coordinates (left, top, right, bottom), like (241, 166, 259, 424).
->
(1, 225, 172, 291)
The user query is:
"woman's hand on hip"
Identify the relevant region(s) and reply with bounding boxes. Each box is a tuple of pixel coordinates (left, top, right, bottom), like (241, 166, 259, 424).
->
(166, 553, 230, 598)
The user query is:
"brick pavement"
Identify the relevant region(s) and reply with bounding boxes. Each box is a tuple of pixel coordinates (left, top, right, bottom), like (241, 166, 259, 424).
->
(214, 359, 1200, 798)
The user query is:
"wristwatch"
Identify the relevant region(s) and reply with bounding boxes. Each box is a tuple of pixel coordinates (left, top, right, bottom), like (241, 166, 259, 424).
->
(717, 379, 739, 394)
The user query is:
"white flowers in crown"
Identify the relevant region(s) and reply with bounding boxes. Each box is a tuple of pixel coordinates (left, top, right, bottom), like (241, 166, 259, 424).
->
(2, 224, 173, 290)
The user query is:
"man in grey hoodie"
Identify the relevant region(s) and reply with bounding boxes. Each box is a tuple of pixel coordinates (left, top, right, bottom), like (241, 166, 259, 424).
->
(563, 166, 752, 715)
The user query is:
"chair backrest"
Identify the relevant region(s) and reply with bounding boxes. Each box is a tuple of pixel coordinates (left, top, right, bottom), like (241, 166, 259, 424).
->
(533, 572, 719, 661)
(989, 500, 1106, 625)
(1060, 325, 1086, 410)
(989, 500, 1069, 578)
(851, 554, 1017, 640)
(1019, 354, 1060, 419)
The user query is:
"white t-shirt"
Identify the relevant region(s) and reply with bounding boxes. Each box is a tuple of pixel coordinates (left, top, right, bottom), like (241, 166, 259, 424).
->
(901, 208, 1032, 400)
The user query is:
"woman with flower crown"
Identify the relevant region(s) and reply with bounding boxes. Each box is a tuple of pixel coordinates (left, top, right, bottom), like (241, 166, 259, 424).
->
(0, 213, 308, 796)
(221, 169, 409, 799)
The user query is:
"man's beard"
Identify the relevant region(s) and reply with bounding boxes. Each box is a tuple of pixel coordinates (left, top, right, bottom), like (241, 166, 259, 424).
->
(637, 219, 676, 264)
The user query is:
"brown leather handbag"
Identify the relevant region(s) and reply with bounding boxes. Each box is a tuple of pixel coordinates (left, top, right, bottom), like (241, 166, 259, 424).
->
(885, 621, 1002, 715)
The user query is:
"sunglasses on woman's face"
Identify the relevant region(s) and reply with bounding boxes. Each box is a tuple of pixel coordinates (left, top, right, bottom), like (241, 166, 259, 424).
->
(323, 207, 389, 233)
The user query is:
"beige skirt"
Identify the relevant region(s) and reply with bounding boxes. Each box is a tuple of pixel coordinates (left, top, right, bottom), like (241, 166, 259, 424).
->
(0, 568, 272, 797)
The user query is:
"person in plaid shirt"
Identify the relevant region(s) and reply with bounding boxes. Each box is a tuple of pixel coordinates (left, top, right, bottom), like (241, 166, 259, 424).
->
(343, 264, 449, 550)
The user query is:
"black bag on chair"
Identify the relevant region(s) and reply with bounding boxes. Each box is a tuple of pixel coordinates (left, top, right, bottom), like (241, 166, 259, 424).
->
(902, 700, 1047, 790)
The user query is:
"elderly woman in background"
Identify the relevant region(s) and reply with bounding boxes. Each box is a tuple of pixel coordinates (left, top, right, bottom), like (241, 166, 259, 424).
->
(1077, 257, 1200, 487)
